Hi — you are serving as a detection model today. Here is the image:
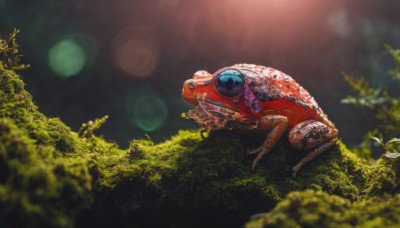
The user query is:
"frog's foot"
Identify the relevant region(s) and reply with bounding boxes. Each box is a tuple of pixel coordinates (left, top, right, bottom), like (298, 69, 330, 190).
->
(246, 147, 263, 171)
(289, 120, 339, 177)
(291, 139, 338, 177)
(247, 115, 288, 171)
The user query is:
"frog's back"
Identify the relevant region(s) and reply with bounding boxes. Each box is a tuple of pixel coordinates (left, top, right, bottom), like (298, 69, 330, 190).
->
(234, 64, 328, 124)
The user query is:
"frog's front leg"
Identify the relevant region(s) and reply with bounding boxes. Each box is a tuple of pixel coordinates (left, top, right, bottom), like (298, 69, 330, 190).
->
(288, 120, 338, 177)
(247, 115, 288, 170)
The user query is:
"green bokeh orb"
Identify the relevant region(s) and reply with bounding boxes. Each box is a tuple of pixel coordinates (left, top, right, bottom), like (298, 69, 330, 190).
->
(130, 96, 168, 132)
(48, 39, 86, 77)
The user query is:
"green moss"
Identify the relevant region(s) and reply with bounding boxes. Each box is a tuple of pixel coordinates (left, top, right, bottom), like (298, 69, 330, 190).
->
(364, 157, 400, 196)
(0, 61, 94, 227)
(0, 118, 92, 227)
(245, 190, 400, 228)
(79, 128, 371, 227)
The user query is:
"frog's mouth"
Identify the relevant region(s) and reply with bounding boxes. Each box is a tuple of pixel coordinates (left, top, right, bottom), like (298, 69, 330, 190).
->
(183, 95, 243, 130)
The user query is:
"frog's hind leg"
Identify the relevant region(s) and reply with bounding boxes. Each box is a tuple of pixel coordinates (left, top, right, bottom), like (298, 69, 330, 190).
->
(291, 140, 338, 177)
(288, 120, 338, 177)
(247, 115, 288, 170)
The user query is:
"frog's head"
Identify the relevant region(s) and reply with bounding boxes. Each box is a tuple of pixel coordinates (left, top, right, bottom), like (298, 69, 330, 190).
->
(182, 68, 244, 107)
(182, 67, 247, 129)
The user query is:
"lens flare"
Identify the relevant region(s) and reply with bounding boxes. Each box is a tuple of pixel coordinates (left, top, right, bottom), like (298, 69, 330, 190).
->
(48, 39, 86, 77)
(327, 9, 352, 38)
(131, 96, 168, 132)
(126, 87, 168, 132)
(114, 39, 158, 77)
(112, 26, 160, 77)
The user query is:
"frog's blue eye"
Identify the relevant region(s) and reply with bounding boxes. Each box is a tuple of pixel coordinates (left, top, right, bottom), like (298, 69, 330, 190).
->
(216, 69, 244, 97)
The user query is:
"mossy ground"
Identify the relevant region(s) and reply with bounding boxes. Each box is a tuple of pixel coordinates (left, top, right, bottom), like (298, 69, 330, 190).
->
(2, 61, 400, 227)
(245, 190, 400, 228)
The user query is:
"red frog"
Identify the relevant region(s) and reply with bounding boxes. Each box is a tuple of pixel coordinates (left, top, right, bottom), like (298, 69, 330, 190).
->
(182, 64, 338, 176)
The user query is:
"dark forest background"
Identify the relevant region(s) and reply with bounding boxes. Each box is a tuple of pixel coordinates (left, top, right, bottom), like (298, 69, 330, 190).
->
(1, 0, 399, 147)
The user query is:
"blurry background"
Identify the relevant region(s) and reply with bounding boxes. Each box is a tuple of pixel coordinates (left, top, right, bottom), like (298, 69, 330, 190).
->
(0, 0, 399, 148)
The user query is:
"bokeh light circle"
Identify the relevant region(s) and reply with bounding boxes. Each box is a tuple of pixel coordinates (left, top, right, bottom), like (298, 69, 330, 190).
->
(128, 95, 168, 132)
(114, 39, 159, 77)
(327, 9, 352, 38)
(48, 39, 86, 77)
(112, 25, 160, 78)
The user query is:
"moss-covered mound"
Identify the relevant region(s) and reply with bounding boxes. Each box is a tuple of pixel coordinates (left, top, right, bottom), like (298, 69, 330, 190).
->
(0, 62, 92, 227)
(245, 190, 400, 228)
(85, 132, 365, 226)
(2, 59, 400, 227)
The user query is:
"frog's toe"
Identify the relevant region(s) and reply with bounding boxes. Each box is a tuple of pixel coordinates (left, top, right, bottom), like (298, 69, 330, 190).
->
(251, 159, 259, 171)
(247, 147, 262, 156)
(292, 166, 299, 177)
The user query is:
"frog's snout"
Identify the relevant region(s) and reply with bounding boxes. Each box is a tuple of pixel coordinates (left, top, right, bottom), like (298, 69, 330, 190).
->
(182, 79, 199, 105)
(182, 70, 213, 105)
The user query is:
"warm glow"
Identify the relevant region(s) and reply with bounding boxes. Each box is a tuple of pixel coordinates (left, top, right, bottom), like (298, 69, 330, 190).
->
(112, 26, 159, 78)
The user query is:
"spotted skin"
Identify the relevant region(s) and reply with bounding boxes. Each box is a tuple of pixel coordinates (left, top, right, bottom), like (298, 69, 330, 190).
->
(182, 64, 338, 176)
(235, 64, 324, 115)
